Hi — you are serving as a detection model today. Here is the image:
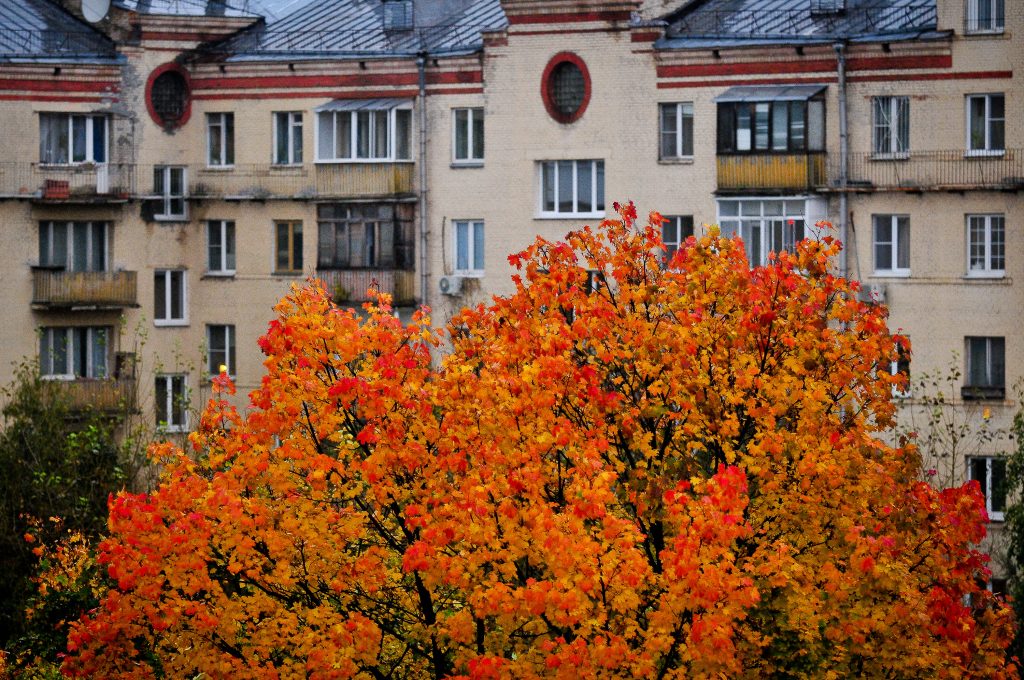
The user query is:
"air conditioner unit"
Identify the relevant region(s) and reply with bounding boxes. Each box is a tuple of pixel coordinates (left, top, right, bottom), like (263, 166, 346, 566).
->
(438, 275, 463, 296)
(857, 283, 887, 305)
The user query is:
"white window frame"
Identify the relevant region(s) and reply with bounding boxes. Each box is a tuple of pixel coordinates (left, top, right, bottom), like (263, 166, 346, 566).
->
(206, 112, 235, 167)
(872, 214, 911, 276)
(155, 373, 189, 433)
(965, 0, 1004, 33)
(452, 107, 484, 165)
(153, 166, 187, 220)
(966, 94, 1005, 155)
(871, 96, 909, 158)
(538, 160, 605, 218)
(659, 102, 694, 160)
(315, 106, 412, 163)
(717, 198, 811, 267)
(966, 214, 1005, 278)
(39, 326, 110, 380)
(207, 324, 236, 378)
(39, 113, 108, 165)
(272, 111, 303, 166)
(968, 456, 1006, 522)
(39, 221, 108, 272)
(453, 220, 485, 276)
(154, 269, 187, 327)
(206, 220, 236, 276)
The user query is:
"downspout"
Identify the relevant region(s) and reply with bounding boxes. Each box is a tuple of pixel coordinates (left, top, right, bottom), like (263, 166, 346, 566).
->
(833, 41, 849, 278)
(417, 52, 430, 310)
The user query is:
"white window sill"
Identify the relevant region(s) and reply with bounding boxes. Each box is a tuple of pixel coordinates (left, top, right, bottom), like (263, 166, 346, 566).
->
(154, 320, 188, 327)
(154, 215, 188, 223)
(451, 160, 484, 168)
(314, 159, 414, 164)
(41, 374, 76, 381)
(964, 271, 1006, 280)
(658, 156, 695, 165)
(871, 153, 910, 161)
(204, 271, 236, 278)
(270, 163, 304, 169)
(158, 425, 189, 434)
(203, 165, 235, 171)
(965, 149, 1005, 158)
(964, 28, 1005, 36)
(38, 161, 106, 168)
(536, 211, 606, 220)
(453, 271, 485, 278)
(872, 270, 911, 278)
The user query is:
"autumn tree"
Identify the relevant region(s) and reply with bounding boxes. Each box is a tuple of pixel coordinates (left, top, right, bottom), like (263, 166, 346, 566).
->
(61, 204, 1015, 678)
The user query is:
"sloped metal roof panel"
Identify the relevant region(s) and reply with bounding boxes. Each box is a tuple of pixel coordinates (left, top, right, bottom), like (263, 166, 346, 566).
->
(315, 97, 413, 111)
(0, 0, 117, 60)
(714, 84, 827, 102)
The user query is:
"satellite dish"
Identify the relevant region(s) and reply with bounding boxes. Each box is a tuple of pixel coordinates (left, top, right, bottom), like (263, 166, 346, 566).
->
(82, 0, 111, 23)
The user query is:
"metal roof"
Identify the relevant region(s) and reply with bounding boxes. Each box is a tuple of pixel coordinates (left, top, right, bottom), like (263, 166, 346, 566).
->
(714, 84, 827, 102)
(0, 0, 118, 60)
(315, 97, 413, 111)
(209, 0, 508, 59)
(113, 0, 306, 20)
(662, 0, 940, 47)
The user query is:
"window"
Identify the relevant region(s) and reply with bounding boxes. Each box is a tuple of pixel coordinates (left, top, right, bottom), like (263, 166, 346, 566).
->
(154, 269, 186, 326)
(206, 112, 234, 166)
(964, 336, 1005, 399)
(39, 221, 107, 272)
(660, 103, 694, 160)
(275, 221, 303, 273)
(454, 220, 484, 276)
(968, 456, 1006, 521)
(453, 108, 484, 164)
(149, 69, 189, 128)
(539, 160, 605, 217)
(39, 113, 108, 165)
(717, 99, 823, 153)
(967, 94, 1004, 154)
(966, 0, 1004, 33)
(155, 374, 188, 432)
(872, 96, 909, 157)
(872, 215, 910, 275)
(967, 214, 1005, 276)
(153, 166, 186, 220)
(891, 338, 911, 398)
(207, 324, 235, 377)
(316, 106, 412, 162)
(207, 220, 236, 275)
(317, 203, 415, 270)
(542, 53, 590, 123)
(662, 215, 694, 261)
(273, 112, 303, 165)
(39, 326, 109, 379)
(718, 199, 808, 267)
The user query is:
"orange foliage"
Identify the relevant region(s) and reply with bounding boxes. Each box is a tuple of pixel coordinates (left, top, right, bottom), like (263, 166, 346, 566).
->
(63, 204, 1015, 678)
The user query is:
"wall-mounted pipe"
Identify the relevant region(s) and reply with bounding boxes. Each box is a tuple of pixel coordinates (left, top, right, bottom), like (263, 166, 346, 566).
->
(834, 40, 849, 278)
(417, 52, 429, 310)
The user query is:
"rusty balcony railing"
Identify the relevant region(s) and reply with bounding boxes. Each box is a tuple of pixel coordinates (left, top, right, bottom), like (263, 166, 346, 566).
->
(717, 153, 827, 192)
(317, 269, 416, 306)
(827, 149, 1024, 191)
(32, 269, 138, 310)
(57, 378, 137, 413)
(0, 162, 135, 200)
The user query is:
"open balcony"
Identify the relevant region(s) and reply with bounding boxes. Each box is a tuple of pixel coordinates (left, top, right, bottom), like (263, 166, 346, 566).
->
(32, 268, 138, 310)
(0, 162, 134, 202)
(717, 153, 827, 193)
(826, 150, 1024, 192)
(317, 269, 416, 306)
(189, 163, 415, 200)
(58, 378, 136, 414)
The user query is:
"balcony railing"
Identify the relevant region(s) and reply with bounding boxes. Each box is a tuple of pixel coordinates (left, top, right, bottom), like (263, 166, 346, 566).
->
(717, 153, 827, 192)
(317, 269, 416, 306)
(826, 150, 1024, 192)
(0, 162, 416, 201)
(57, 378, 136, 413)
(32, 269, 138, 310)
(0, 162, 134, 200)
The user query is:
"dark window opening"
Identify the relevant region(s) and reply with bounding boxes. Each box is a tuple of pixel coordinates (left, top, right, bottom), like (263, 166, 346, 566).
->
(150, 71, 189, 127)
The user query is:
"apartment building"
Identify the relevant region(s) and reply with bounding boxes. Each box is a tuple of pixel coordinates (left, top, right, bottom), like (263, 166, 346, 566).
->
(0, 0, 1019, 546)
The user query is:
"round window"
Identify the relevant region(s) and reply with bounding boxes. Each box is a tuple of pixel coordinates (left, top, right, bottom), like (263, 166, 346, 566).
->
(542, 53, 591, 124)
(146, 65, 192, 129)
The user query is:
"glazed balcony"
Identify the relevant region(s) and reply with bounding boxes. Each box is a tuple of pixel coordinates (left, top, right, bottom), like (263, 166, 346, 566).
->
(58, 378, 136, 414)
(717, 153, 827, 193)
(318, 269, 416, 306)
(32, 268, 138, 310)
(827, 150, 1024, 192)
(0, 162, 134, 201)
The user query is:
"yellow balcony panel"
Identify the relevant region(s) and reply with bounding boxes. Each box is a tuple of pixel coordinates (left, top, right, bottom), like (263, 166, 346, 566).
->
(318, 269, 416, 306)
(315, 163, 415, 198)
(32, 269, 138, 310)
(717, 154, 826, 192)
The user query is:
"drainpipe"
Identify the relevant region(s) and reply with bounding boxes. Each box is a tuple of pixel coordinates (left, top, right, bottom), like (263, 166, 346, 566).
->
(417, 52, 430, 309)
(833, 41, 849, 278)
